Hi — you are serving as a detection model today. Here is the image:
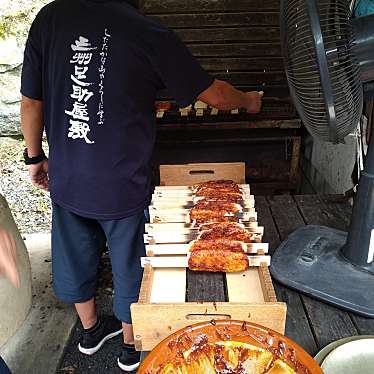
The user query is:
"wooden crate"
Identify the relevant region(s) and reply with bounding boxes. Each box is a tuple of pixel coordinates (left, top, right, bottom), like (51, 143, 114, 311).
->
(132, 162, 286, 351)
(160, 162, 246, 186)
(132, 264, 286, 351)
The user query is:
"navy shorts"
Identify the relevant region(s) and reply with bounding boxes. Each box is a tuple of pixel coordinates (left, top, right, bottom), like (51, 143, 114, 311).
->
(51, 202, 146, 324)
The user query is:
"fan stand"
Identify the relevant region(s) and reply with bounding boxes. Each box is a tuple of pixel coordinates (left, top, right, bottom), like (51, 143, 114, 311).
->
(271, 123, 374, 318)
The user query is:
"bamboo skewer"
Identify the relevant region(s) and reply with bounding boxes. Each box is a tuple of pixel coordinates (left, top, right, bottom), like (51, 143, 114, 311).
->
(154, 184, 250, 190)
(150, 195, 254, 207)
(145, 242, 269, 255)
(150, 211, 258, 224)
(145, 222, 259, 232)
(144, 230, 264, 245)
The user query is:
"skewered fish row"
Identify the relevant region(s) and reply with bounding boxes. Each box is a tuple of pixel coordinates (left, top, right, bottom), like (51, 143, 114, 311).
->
(188, 180, 249, 226)
(148, 179, 270, 272)
(187, 181, 265, 272)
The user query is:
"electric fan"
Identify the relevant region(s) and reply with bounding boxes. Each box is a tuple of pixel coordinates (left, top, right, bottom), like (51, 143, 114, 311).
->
(270, 0, 374, 316)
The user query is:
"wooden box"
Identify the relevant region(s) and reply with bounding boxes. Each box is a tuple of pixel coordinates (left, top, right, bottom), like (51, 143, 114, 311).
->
(132, 264, 286, 351)
(132, 162, 286, 351)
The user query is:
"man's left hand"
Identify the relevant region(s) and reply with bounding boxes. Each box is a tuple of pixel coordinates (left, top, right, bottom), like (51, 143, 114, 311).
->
(29, 159, 49, 191)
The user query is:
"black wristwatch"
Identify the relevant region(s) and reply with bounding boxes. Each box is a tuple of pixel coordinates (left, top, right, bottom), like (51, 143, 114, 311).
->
(23, 148, 47, 165)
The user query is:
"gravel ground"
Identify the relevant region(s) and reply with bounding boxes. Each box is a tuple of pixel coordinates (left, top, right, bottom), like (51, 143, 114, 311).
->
(0, 136, 51, 234)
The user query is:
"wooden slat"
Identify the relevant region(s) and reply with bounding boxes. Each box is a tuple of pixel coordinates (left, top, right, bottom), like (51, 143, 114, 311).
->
(145, 221, 259, 232)
(258, 263, 277, 302)
(149, 198, 254, 207)
(157, 119, 301, 131)
(275, 195, 358, 350)
(149, 202, 254, 210)
(295, 195, 374, 338)
(267, 195, 305, 236)
(148, 207, 255, 215)
(145, 242, 268, 254)
(294, 195, 348, 232)
(226, 269, 265, 302)
(157, 85, 290, 101)
(150, 12, 279, 28)
(154, 184, 250, 191)
(143, 0, 280, 14)
(199, 57, 285, 72)
(176, 27, 280, 43)
(150, 268, 186, 303)
(300, 297, 358, 349)
(138, 264, 154, 303)
(188, 42, 282, 57)
(352, 316, 374, 335)
(254, 197, 280, 256)
(141, 255, 271, 268)
(150, 211, 257, 224)
(146, 226, 263, 236)
(213, 71, 286, 85)
(289, 137, 301, 189)
(321, 195, 352, 229)
(255, 196, 318, 355)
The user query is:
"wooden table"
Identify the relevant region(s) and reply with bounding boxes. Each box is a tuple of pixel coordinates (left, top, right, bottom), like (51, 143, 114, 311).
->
(184, 194, 374, 356)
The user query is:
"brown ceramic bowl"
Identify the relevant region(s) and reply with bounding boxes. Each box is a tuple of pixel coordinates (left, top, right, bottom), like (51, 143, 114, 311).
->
(138, 320, 323, 373)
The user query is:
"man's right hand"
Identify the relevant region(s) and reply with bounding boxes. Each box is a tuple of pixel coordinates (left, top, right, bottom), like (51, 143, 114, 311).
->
(244, 91, 264, 114)
(29, 159, 49, 191)
(198, 80, 264, 114)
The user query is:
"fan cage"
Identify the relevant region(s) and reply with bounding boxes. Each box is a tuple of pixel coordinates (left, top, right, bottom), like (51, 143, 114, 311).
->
(281, 0, 363, 143)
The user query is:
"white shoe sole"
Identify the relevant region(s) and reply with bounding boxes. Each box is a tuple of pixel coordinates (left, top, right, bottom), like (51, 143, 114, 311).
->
(78, 328, 123, 355)
(117, 358, 140, 372)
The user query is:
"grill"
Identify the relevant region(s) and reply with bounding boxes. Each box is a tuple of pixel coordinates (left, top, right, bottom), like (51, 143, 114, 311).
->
(141, 0, 302, 194)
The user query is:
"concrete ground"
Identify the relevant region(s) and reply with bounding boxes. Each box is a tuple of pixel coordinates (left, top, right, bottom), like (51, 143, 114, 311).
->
(0, 234, 138, 374)
(57, 293, 133, 374)
(0, 234, 77, 374)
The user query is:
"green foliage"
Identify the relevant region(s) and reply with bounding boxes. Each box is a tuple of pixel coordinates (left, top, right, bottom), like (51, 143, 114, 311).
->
(37, 196, 49, 213)
(0, 11, 29, 40)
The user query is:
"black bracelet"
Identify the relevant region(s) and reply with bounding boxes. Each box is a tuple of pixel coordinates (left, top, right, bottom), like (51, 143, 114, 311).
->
(23, 148, 47, 165)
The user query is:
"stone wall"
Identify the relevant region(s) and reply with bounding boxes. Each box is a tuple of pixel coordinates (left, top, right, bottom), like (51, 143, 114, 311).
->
(0, 0, 51, 136)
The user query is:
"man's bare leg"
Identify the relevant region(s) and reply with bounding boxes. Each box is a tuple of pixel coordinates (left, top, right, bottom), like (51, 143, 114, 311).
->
(75, 298, 97, 329)
(75, 298, 133, 343)
(122, 323, 134, 344)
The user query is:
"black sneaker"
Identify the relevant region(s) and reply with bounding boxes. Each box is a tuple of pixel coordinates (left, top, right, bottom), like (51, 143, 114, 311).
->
(117, 343, 141, 372)
(78, 316, 123, 355)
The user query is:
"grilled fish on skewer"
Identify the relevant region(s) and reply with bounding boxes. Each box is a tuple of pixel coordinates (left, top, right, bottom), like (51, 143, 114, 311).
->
(198, 221, 246, 231)
(193, 201, 243, 213)
(188, 248, 249, 272)
(194, 189, 243, 200)
(189, 239, 247, 253)
(198, 226, 261, 243)
(189, 209, 238, 224)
